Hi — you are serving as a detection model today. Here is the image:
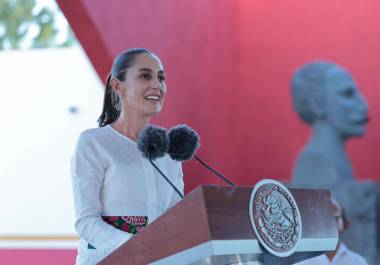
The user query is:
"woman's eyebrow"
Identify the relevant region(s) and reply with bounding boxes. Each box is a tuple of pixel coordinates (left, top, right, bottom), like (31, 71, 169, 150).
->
(138, 68, 153, 72)
(138, 68, 165, 75)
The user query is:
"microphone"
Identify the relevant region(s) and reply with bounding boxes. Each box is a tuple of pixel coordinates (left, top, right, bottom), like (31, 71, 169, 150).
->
(167, 124, 236, 186)
(137, 125, 184, 198)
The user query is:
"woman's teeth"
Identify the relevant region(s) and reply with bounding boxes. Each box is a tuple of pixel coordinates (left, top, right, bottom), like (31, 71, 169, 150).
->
(145, 95, 160, 101)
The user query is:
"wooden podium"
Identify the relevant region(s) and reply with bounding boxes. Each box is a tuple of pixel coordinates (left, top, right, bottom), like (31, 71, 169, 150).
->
(99, 185, 338, 265)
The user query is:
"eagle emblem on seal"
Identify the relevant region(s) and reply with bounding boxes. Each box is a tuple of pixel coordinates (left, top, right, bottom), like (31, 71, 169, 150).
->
(249, 179, 302, 257)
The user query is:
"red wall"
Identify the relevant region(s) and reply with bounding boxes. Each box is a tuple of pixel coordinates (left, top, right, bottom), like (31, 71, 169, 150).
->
(238, 0, 380, 183)
(0, 249, 76, 265)
(58, 0, 380, 191)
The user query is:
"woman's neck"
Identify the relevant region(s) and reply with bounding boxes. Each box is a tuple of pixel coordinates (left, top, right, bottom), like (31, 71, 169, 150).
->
(111, 110, 150, 141)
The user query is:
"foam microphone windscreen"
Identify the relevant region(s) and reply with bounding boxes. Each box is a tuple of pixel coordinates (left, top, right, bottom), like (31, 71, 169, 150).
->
(168, 124, 200, 161)
(137, 125, 169, 160)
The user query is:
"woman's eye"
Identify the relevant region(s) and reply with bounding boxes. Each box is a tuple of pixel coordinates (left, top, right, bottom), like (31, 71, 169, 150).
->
(158, 76, 166, 82)
(141, 73, 151, 80)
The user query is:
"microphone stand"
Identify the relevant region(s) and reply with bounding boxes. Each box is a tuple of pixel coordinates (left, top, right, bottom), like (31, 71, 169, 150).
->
(149, 158, 184, 199)
(194, 155, 236, 186)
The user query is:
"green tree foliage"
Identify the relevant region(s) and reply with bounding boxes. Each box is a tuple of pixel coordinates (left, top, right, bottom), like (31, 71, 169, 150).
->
(0, 0, 75, 49)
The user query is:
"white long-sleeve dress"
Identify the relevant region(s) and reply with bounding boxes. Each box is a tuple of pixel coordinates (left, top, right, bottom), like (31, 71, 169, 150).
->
(71, 124, 183, 265)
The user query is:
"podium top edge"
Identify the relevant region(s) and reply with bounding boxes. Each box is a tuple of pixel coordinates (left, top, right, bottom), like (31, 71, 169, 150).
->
(191, 184, 331, 192)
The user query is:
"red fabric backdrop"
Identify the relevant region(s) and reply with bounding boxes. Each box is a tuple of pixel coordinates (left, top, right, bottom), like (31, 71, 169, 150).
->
(57, 0, 380, 192)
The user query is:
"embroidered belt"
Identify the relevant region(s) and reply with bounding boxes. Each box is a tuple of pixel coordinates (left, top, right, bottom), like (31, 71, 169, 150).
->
(102, 216, 148, 234)
(88, 216, 148, 249)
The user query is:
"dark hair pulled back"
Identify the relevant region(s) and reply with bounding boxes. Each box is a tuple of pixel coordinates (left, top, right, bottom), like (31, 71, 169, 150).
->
(97, 48, 153, 127)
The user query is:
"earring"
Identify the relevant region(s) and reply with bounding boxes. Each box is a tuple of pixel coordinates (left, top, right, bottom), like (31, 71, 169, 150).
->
(115, 97, 121, 111)
(111, 91, 122, 111)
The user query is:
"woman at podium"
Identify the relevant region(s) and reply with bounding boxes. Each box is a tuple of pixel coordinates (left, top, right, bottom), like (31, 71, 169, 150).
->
(70, 48, 184, 265)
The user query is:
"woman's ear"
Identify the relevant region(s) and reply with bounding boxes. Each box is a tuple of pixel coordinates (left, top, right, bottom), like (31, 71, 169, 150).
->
(110, 78, 124, 97)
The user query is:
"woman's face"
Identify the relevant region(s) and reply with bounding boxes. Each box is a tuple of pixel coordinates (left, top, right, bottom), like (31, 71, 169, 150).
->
(324, 66, 369, 138)
(115, 53, 166, 117)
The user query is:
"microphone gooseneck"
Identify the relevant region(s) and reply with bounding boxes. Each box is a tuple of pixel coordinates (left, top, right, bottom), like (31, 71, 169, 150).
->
(137, 125, 183, 198)
(194, 155, 236, 186)
(148, 157, 184, 198)
(168, 124, 236, 186)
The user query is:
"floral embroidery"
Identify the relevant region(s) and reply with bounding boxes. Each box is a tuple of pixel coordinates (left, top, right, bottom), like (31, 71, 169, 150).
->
(87, 216, 148, 249)
(102, 216, 148, 234)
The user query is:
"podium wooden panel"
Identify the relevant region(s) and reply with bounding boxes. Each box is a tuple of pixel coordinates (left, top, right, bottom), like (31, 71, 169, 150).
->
(99, 185, 338, 265)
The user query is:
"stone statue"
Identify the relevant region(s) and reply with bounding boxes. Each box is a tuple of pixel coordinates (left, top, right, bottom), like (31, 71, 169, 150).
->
(291, 61, 368, 187)
(290, 61, 379, 264)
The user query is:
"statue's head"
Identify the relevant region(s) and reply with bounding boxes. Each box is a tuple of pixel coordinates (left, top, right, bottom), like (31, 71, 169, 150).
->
(291, 61, 369, 137)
